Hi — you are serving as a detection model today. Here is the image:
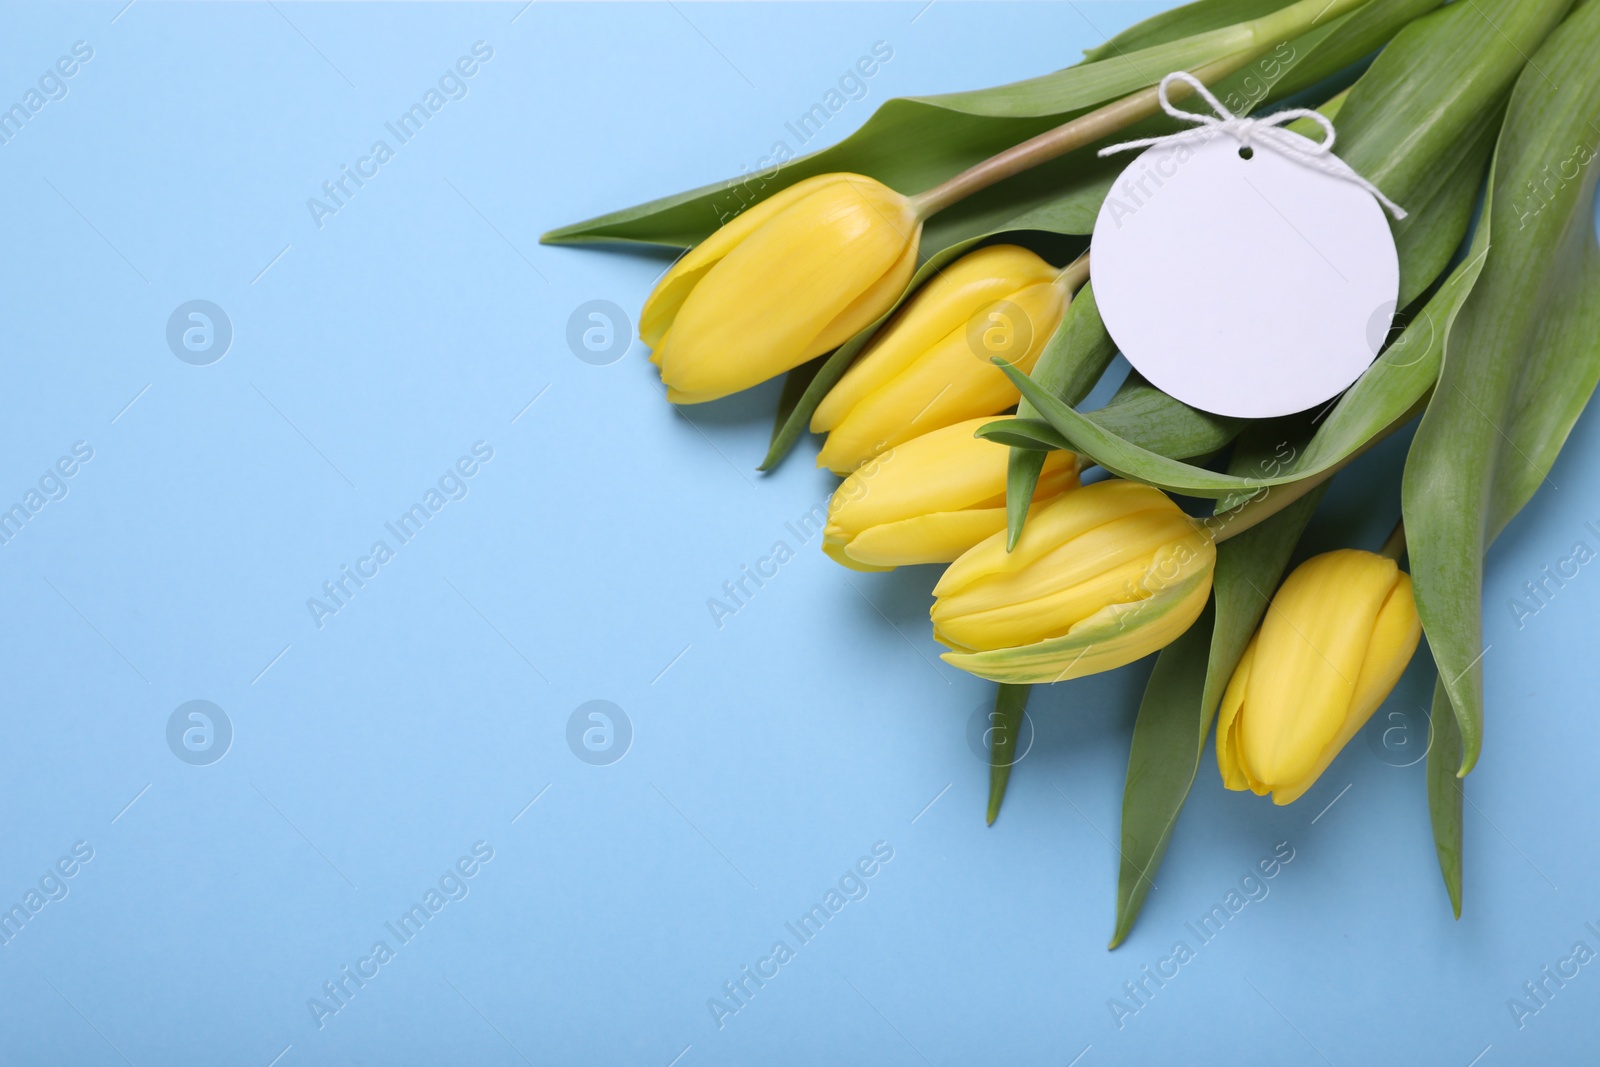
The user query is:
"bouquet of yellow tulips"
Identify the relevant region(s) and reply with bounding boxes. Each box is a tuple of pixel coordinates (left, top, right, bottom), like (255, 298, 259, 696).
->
(547, 0, 1600, 946)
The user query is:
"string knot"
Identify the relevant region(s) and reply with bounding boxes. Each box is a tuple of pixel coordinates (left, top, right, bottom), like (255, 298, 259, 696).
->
(1098, 71, 1406, 220)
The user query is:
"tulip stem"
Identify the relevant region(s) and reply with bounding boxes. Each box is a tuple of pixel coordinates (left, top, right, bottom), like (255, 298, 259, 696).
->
(1055, 253, 1091, 291)
(905, 0, 1374, 220)
(1207, 394, 1428, 544)
(908, 53, 1245, 219)
(1378, 518, 1407, 562)
(1205, 468, 1333, 545)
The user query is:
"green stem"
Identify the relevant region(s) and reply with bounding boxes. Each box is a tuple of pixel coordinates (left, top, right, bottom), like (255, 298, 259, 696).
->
(987, 683, 1032, 826)
(908, 0, 1374, 219)
(1053, 252, 1091, 290)
(1207, 395, 1428, 545)
(1378, 518, 1407, 562)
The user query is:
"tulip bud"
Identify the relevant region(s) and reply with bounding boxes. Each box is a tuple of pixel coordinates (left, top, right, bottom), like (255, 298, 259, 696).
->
(810, 244, 1072, 475)
(639, 173, 920, 404)
(823, 417, 1080, 572)
(1216, 549, 1422, 805)
(931, 480, 1215, 684)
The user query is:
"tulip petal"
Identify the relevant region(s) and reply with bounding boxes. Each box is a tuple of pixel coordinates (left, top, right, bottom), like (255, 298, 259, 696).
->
(1268, 572, 1422, 805)
(808, 231, 921, 357)
(1235, 550, 1399, 790)
(814, 279, 1068, 473)
(827, 419, 1069, 530)
(823, 419, 1079, 570)
(1215, 638, 1261, 793)
(822, 537, 893, 573)
(656, 177, 918, 403)
(639, 173, 849, 347)
(935, 481, 1175, 594)
(810, 245, 1058, 432)
(840, 510, 1012, 568)
(941, 567, 1212, 684)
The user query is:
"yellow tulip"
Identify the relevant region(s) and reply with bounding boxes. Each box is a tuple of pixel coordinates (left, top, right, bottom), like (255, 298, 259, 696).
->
(810, 244, 1072, 475)
(639, 173, 920, 404)
(1216, 549, 1422, 805)
(823, 417, 1080, 572)
(931, 480, 1215, 684)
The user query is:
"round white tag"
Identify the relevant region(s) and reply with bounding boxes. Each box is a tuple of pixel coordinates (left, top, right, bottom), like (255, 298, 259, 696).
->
(1090, 133, 1399, 419)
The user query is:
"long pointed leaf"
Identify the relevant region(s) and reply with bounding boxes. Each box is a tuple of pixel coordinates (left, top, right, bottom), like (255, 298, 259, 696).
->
(1088, 374, 1242, 462)
(1425, 675, 1464, 918)
(1402, 0, 1599, 776)
(542, 0, 1408, 253)
(1006, 282, 1116, 546)
(770, 356, 826, 450)
(1110, 445, 1325, 947)
(1110, 603, 1213, 949)
(987, 683, 1032, 825)
(1084, 0, 1299, 62)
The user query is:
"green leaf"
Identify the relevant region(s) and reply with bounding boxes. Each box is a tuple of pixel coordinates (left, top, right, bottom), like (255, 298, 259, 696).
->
(985, 377, 1244, 458)
(986, 683, 1032, 826)
(1109, 603, 1212, 949)
(770, 356, 826, 450)
(543, 0, 1437, 259)
(930, 0, 1443, 251)
(982, 418, 1070, 452)
(994, 145, 1494, 501)
(1083, 0, 1298, 62)
(1425, 675, 1464, 918)
(1110, 437, 1325, 948)
(1090, 374, 1243, 461)
(1005, 282, 1116, 545)
(999, 287, 1242, 546)
(539, 40, 1225, 251)
(992, 286, 1425, 499)
(1401, 0, 1600, 776)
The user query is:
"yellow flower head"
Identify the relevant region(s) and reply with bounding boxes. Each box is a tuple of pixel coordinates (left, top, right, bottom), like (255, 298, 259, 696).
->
(824, 418, 1080, 572)
(810, 244, 1072, 475)
(640, 174, 920, 404)
(1217, 549, 1423, 805)
(931, 480, 1215, 684)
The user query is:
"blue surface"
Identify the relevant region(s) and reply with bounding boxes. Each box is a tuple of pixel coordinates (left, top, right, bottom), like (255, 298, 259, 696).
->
(1, 3, 1598, 1065)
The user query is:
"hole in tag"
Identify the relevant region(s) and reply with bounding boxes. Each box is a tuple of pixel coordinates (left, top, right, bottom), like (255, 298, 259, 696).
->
(1237, 146, 1254, 160)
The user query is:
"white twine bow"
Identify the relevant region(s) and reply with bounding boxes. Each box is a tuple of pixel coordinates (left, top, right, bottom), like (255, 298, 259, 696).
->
(1098, 71, 1407, 220)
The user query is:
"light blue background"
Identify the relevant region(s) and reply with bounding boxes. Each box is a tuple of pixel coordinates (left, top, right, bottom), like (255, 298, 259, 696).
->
(1, 3, 1597, 1064)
